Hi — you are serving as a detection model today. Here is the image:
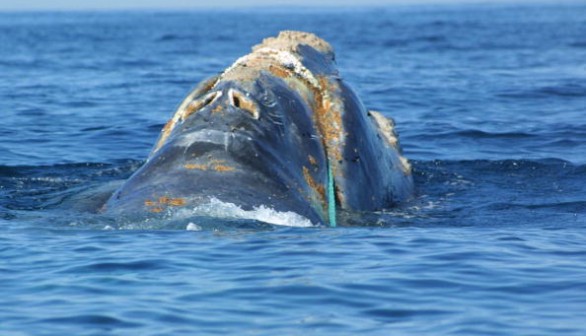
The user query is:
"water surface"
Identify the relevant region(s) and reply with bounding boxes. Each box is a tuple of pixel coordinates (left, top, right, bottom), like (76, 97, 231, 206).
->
(1, 3, 586, 335)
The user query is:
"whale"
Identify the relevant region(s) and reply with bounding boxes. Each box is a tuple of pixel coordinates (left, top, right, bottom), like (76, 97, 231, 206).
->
(103, 31, 414, 226)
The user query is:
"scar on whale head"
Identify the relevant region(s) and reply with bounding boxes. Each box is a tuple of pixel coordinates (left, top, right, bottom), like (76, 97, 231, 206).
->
(104, 31, 414, 226)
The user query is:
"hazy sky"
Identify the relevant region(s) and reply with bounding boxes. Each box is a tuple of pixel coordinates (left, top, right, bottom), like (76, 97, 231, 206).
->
(0, 0, 568, 11)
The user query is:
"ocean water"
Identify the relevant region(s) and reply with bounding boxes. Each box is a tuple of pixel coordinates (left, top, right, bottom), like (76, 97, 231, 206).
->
(2, 3, 586, 335)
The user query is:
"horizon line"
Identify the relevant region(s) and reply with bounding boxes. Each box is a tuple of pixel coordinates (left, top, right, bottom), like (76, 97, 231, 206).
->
(0, 0, 582, 12)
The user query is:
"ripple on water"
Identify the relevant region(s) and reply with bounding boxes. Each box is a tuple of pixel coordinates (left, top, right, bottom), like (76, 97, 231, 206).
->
(2, 5, 586, 336)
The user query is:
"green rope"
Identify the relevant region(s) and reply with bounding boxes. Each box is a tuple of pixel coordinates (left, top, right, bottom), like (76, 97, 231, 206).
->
(327, 160, 337, 228)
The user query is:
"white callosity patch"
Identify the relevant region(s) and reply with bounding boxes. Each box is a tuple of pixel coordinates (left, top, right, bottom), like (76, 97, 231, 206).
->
(176, 91, 223, 124)
(176, 197, 315, 228)
(369, 110, 412, 175)
(369, 110, 399, 149)
(216, 47, 321, 91)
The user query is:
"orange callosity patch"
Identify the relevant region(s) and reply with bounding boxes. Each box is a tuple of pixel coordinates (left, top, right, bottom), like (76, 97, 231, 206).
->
(184, 163, 208, 170)
(268, 64, 293, 78)
(211, 104, 224, 114)
(315, 76, 344, 163)
(166, 198, 186, 206)
(302, 166, 326, 205)
(144, 196, 187, 213)
(184, 159, 235, 173)
(213, 165, 235, 172)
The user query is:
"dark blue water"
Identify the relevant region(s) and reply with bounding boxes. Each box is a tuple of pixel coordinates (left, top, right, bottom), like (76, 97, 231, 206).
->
(2, 3, 586, 335)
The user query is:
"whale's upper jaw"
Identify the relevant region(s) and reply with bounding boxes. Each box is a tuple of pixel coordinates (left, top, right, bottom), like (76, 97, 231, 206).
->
(147, 82, 261, 155)
(140, 74, 330, 218)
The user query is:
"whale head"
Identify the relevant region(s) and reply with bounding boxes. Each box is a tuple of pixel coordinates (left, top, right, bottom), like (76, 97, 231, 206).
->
(104, 31, 414, 226)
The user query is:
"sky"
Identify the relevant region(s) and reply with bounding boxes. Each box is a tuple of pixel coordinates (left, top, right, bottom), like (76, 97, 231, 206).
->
(0, 0, 572, 11)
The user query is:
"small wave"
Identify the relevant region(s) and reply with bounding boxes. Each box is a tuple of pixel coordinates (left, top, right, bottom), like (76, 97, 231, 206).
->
(569, 41, 586, 48)
(363, 307, 452, 322)
(489, 201, 586, 213)
(445, 129, 535, 139)
(0, 161, 142, 177)
(155, 34, 196, 42)
(382, 35, 450, 48)
(157, 33, 181, 41)
(538, 83, 586, 97)
(41, 314, 141, 328)
(498, 82, 586, 99)
(117, 59, 161, 67)
(60, 260, 169, 274)
(415, 158, 581, 176)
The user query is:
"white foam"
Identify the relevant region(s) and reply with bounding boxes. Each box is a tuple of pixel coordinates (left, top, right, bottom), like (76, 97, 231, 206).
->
(186, 222, 202, 231)
(177, 197, 315, 228)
